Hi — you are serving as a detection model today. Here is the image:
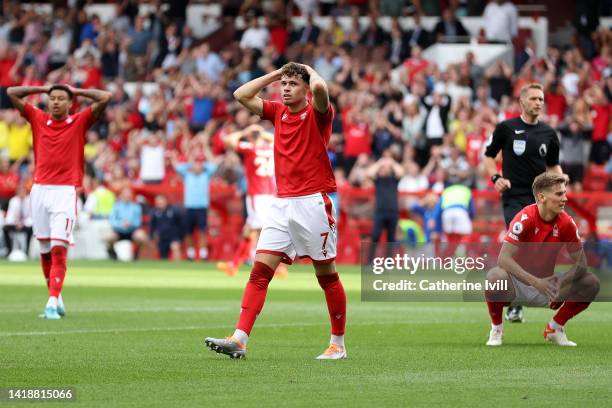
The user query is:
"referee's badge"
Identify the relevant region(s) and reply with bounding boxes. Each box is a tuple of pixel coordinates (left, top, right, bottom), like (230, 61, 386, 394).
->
(513, 140, 526, 156)
(539, 143, 547, 157)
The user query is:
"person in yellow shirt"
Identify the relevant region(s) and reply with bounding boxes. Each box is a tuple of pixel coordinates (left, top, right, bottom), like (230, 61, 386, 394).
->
(7, 111, 32, 163)
(0, 111, 10, 159)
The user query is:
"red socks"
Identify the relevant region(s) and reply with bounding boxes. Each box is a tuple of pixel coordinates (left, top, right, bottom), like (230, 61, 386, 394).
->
(553, 301, 591, 326)
(48, 246, 68, 298)
(41, 252, 52, 288)
(236, 261, 275, 335)
(317, 273, 347, 336)
(487, 302, 510, 325)
(233, 236, 252, 268)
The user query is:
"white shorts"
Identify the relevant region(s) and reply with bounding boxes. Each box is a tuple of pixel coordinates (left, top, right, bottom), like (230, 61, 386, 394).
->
(30, 184, 78, 245)
(442, 207, 472, 235)
(245, 194, 274, 230)
(509, 274, 548, 307)
(256, 192, 337, 264)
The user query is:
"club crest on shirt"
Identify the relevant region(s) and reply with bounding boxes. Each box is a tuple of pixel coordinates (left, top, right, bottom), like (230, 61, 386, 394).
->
(539, 143, 547, 157)
(513, 139, 526, 156)
(535, 227, 539, 235)
(553, 224, 559, 237)
(300, 112, 307, 121)
(281, 113, 288, 121)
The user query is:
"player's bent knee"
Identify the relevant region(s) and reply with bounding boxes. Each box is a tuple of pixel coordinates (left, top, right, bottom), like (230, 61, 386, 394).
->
(581, 272, 601, 297)
(486, 266, 508, 282)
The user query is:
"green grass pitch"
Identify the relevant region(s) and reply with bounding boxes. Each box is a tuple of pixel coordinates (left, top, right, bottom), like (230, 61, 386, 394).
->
(1, 261, 611, 407)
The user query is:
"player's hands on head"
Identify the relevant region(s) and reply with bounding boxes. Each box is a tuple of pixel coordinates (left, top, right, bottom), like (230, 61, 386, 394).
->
(494, 177, 511, 193)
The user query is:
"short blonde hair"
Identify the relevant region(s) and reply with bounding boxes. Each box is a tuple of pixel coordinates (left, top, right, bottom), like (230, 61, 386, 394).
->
(532, 172, 567, 199)
(520, 83, 544, 99)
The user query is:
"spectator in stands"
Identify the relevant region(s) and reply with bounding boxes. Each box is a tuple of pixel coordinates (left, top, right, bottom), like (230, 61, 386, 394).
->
(5, 110, 31, 165)
(106, 187, 147, 260)
(584, 86, 611, 165)
(172, 130, 218, 260)
(2, 184, 31, 256)
(482, 0, 518, 44)
(83, 177, 116, 220)
(433, 8, 469, 43)
(0, 157, 19, 212)
(239, 16, 269, 51)
(360, 11, 389, 48)
(421, 85, 451, 162)
(405, 13, 431, 54)
(401, 99, 426, 148)
(559, 118, 588, 191)
(137, 130, 165, 184)
(440, 144, 472, 186)
(149, 194, 183, 260)
(195, 44, 226, 83)
(473, 83, 499, 111)
(125, 15, 154, 80)
(297, 13, 322, 46)
(398, 160, 430, 193)
(366, 151, 405, 262)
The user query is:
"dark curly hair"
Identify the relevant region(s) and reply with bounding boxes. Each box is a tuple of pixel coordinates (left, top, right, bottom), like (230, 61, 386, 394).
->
(48, 84, 73, 100)
(280, 62, 310, 84)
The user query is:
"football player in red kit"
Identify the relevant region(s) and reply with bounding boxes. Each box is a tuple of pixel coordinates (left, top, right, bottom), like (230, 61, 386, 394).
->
(217, 123, 288, 278)
(205, 63, 346, 359)
(8, 84, 111, 319)
(485, 172, 600, 346)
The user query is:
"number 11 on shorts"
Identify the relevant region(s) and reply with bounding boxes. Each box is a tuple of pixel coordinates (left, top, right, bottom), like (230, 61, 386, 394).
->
(65, 218, 74, 234)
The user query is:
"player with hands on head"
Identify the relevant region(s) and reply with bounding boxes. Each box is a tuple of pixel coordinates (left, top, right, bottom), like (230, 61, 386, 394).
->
(7, 83, 111, 319)
(205, 62, 346, 360)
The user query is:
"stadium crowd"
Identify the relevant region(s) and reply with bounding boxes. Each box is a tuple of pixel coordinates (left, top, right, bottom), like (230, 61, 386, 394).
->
(0, 0, 610, 259)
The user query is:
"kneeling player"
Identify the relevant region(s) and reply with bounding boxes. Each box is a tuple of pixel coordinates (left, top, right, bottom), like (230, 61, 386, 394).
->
(485, 172, 600, 346)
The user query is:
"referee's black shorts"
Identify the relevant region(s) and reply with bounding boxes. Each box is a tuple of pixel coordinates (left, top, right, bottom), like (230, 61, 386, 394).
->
(502, 193, 535, 228)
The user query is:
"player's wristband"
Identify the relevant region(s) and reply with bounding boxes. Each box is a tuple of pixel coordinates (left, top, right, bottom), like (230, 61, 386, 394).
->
(491, 174, 502, 183)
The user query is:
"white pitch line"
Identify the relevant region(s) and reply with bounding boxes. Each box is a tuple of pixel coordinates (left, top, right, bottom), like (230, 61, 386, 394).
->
(0, 320, 455, 338)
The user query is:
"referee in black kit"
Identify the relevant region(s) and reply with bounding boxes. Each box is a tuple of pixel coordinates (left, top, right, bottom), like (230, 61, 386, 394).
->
(483, 83, 566, 323)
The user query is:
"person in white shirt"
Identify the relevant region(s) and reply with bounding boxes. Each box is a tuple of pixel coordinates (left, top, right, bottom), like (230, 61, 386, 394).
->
(482, 0, 518, 43)
(239, 17, 270, 51)
(2, 186, 33, 256)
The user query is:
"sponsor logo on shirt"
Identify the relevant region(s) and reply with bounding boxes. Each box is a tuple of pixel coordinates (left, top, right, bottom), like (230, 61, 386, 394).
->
(513, 140, 526, 156)
(520, 214, 528, 221)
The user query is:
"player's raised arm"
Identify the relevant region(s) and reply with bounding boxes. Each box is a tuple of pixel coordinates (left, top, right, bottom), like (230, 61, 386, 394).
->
(69, 87, 112, 119)
(301, 64, 329, 113)
(233, 69, 283, 116)
(6, 85, 50, 113)
(498, 241, 558, 301)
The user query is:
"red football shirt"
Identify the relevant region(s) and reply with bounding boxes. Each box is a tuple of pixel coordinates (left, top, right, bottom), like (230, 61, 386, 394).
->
(505, 204, 581, 278)
(22, 103, 96, 187)
(236, 141, 276, 196)
(261, 100, 336, 197)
